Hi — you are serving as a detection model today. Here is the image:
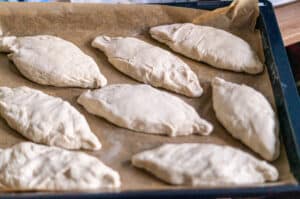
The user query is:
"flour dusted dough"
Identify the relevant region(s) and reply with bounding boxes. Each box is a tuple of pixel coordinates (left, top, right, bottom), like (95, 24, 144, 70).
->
(0, 142, 120, 191)
(78, 84, 212, 136)
(132, 143, 278, 186)
(0, 86, 101, 150)
(150, 23, 263, 74)
(0, 35, 107, 88)
(92, 36, 202, 97)
(212, 77, 279, 161)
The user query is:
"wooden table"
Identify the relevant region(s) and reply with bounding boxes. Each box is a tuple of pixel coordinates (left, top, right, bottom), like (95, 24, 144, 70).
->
(275, 1, 300, 46)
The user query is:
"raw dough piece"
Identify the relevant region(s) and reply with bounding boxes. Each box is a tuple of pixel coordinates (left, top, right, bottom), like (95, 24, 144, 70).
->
(92, 36, 202, 97)
(78, 84, 212, 136)
(212, 77, 279, 161)
(150, 23, 263, 74)
(0, 35, 107, 88)
(0, 142, 120, 191)
(132, 143, 278, 186)
(0, 86, 101, 150)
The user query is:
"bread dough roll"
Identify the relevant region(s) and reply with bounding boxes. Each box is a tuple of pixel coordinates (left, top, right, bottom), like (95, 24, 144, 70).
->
(0, 86, 101, 150)
(0, 142, 120, 191)
(212, 77, 279, 161)
(150, 23, 263, 74)
(78, 84, 213, 136)
(0, 35, 107, 88)
(132, 143, 278, 186)
(92, 36, 202, 97)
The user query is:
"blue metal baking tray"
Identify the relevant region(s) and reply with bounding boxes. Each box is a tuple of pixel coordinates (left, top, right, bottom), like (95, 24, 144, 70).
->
(1, 0, 300, 198)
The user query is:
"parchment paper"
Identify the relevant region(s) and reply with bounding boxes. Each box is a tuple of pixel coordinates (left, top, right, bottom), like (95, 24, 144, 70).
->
(0, 0, 296, 193)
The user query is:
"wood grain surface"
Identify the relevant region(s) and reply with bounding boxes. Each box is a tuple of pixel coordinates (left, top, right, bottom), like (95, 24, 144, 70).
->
(275, 1, 300, 46)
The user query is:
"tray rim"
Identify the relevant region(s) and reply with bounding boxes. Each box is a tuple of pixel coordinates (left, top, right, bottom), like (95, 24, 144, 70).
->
(1, 0, 300, 197)
(257, 0, 300, 183)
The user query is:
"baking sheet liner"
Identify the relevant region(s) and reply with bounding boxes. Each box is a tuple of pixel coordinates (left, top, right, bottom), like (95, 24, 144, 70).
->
(0, 0, 296, 193)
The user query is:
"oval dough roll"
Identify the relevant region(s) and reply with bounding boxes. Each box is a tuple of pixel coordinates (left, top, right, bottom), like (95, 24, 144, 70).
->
(78, 84, 213, 136)
(0, 142, 120, 191)
(0, 86, 101, 150)
(0, 35, 107, 88)
(150, 23, 263, 74)
(92, 36, 203, 97)
(132, 143, 278, 186)
(212, 77, 279, 161)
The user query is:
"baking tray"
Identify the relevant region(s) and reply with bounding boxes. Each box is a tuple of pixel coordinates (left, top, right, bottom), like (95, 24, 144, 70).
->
(1, 0, 300, 198)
